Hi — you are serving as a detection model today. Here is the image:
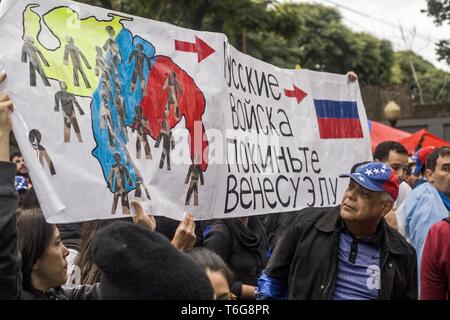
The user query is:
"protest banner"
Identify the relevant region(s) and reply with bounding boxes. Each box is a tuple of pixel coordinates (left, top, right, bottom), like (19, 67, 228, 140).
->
(0, 0, 372, 223)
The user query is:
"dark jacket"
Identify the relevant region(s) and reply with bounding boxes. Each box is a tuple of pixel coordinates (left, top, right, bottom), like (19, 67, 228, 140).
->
(203, 217, 268, 297)
(262, 211, 299, 254)
(57, 223, 82, 251)
(258, 206, 418, 300)
(0, 161, 100, 300)
(20, 285, 100, 300)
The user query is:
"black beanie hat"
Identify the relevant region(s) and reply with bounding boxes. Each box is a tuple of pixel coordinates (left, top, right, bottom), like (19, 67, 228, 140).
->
(92, 221, 213, 300)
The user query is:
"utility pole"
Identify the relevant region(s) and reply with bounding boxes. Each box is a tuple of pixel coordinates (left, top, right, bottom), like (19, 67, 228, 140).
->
(400, 25, 425, 105)
(242, 29, 247, 53)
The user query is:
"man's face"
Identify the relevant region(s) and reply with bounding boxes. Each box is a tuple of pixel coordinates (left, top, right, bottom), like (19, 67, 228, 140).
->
(340, 180, 389, 225)
(427, 155, 450, 197)
(12, 155, 28, 175)
(385, 150, 409, 182)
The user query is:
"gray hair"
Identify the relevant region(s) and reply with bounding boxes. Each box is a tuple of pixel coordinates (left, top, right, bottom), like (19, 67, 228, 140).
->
(381, 192, 394, 203)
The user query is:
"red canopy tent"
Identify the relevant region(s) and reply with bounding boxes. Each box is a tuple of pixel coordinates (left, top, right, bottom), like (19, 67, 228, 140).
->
(369, 120, 412, 152)
(398, 129, 450, 154)
(369, 120, 450, 154)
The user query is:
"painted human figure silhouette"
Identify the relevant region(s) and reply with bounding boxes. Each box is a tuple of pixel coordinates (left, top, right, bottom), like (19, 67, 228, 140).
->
(95, 46, 111, 83)
(54, 81, 84, 143)
(21, 36, 50, 87)
(28, 129, 56, 175)
(162, 70, 183, 119)
(63, 36, 92, 88)
(103, 26, 122, 79)
(100, 92, 115, 150)
(155, 117, 175, 170)
(124, 149, 150, 200)
(184, 157, 204, 206)
(107, 152, 132, 215)
(131, 104, 151, 159)
(114, 95, 127, 140)
(128, 43, 150, 94)
(95, 47, 113, 98)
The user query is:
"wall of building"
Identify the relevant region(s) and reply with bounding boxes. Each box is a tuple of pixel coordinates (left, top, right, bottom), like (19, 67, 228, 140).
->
(361, 85, 450, 140)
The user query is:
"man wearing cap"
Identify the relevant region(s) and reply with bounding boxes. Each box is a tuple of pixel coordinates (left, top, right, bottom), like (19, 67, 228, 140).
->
(256, 162, 417, 300)
(409, 146, 435, 189)
(14, 175, 29, 208)
(396, 147, 450, 285)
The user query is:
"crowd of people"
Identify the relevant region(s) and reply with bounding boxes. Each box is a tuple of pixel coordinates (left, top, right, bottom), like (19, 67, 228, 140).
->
(0, 71, 448, 300)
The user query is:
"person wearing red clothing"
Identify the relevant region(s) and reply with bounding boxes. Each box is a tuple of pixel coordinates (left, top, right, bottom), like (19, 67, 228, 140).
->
(420, 217, 450, 300)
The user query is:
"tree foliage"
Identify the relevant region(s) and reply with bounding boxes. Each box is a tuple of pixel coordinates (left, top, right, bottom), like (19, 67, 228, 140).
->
(244, 3, 394, 86)
(77, 0, 448, 99)
(425, 0, 450, 64)
(392, 51, 450, 103)
(77, 0, 272, 50)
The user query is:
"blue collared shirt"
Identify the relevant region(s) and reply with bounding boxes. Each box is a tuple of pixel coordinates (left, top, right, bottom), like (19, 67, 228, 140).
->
(332, 231, 380, 300)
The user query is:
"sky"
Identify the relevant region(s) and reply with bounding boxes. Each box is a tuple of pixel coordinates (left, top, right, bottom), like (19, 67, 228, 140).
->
(293, 0, 450, 72)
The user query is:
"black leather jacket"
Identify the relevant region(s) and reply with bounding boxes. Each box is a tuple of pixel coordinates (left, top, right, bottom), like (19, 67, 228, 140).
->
(261, 206, 418, 300)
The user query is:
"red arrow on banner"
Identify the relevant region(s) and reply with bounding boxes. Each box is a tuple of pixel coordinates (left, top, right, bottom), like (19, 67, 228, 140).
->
(284, 84, 307, 104)
(174, 36, 215, 63)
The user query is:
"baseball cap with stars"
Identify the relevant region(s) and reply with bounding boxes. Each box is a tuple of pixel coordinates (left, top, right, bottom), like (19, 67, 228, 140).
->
(340, 162, 399, 201)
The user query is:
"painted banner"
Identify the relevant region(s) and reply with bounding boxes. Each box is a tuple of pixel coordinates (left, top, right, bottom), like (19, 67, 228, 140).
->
(0, 0, 372, 223)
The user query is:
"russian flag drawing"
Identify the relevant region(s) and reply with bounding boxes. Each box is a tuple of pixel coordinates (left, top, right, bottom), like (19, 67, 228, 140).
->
(313, 99, 364, 139)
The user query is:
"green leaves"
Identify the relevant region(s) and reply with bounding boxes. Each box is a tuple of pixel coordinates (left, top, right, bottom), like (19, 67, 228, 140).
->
(424, 1, 450, 64)
(77, 0, 448, 101)
(392, 51, 450, 103)
(425, 0, 450, 26)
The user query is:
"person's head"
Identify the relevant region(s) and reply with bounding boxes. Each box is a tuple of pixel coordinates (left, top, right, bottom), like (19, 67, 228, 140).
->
(28, 129, 41, 149)
(23, 35, 34, 44)
(17, 208, 69, 293)
(15, 176, 29, 208)
(425, 147, 450, 197)
(135, 104, 142, 116)
(373, 141, 409, 182)
(59, 81, 67, 91)
(187, 248, 234, 300)
(105, 26, 115, 37)
(65, 35, 74, 45)
(11, 152, 28, 176)
(161, 117, 169, 130)
(115, 95, 122, 106)
(406, 146, 435, 187)
(113, 152, 121, 164)
(92, 221, 214, 299)
(413, 146, 435, 177)
(95, 46, 103, 56)
(74, 219, 115, 285)
(340, 162, 398, 233)
(100, 91, 107, 103)
(22, 187, 40, 209)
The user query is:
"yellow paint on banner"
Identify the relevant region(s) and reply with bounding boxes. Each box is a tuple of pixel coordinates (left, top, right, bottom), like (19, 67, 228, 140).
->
(23, 4, 125, 96)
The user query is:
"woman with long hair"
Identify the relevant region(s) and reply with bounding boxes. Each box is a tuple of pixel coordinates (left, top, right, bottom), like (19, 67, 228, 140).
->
(74, 219, 115, 285)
